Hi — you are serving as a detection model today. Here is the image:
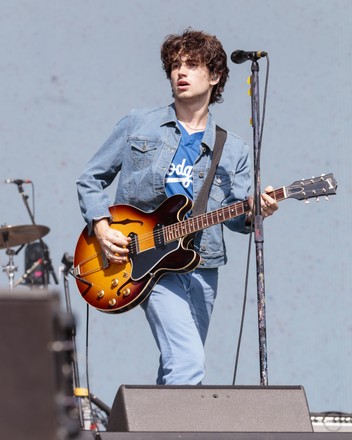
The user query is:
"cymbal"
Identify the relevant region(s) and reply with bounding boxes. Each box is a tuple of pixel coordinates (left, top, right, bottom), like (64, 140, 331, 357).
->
(0, 224, 50, 249)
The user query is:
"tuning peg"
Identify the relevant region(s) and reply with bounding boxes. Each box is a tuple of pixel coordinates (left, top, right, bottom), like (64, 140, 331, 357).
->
(325, 196, 329, 201)
(316, 197, 320, 202)
(305, 199, 310, 204)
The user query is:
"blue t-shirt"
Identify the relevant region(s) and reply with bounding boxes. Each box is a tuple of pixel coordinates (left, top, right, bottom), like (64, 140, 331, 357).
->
(165, 123, 204, 200)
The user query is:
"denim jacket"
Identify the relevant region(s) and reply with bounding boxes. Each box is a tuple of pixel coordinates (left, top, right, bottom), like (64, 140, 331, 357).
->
(77, 104, 251, 268)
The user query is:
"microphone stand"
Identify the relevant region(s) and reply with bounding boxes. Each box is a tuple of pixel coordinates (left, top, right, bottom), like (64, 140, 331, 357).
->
(250, 60, 268, 386)
(59, 253, 85, 428)
(17, 183, 58, 286)
(60, 253, 110, 431)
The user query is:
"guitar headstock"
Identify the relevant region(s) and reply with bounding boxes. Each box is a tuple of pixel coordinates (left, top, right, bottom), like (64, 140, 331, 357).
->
(286, 173, 337, 201)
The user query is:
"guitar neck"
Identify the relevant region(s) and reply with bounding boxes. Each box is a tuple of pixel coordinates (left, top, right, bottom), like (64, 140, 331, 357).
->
(164, 186, 287, 242)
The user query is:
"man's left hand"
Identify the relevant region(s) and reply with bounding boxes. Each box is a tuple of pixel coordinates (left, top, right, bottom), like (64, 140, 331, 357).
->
(260, 186, 278, 218)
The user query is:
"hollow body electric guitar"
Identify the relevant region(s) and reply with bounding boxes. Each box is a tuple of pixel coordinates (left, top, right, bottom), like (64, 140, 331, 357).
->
(73, 174, 337, 314)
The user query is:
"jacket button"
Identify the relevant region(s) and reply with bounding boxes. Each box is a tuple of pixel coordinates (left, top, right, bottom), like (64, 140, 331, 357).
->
(199, 172, 204, 178)
(200, 245, 206, 251)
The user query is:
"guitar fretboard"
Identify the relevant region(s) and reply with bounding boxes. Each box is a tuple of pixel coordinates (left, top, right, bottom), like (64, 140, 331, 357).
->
(164, 187, 287, 242)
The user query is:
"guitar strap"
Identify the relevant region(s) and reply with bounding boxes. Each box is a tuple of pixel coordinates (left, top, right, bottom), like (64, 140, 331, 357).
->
(191, 125, 227, 217)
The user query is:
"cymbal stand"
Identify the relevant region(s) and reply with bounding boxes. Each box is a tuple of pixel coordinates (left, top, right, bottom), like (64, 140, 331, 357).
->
(1, 227, 25, 290)
(16, 183, 58, 286)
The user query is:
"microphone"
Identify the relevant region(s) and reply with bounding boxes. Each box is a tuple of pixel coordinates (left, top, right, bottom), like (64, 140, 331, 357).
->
(4, 178, 32, 185)
(231, 50, 267, 64)
(14, 258, 43, 288)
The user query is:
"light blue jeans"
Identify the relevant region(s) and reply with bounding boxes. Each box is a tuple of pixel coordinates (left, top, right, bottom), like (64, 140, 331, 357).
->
(141, 268, 219, 385)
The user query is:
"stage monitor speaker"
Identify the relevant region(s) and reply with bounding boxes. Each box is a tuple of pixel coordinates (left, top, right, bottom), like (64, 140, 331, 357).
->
(107, 385, 313, 433)
(0, 289, 80, 440)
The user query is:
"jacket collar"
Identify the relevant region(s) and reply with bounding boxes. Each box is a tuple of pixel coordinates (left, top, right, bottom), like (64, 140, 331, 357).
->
(161, 103, 217, 152)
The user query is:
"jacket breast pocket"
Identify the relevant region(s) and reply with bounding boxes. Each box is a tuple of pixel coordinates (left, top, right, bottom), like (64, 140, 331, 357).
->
(130, 139, 159, 170)
(209, 172, 232, 204)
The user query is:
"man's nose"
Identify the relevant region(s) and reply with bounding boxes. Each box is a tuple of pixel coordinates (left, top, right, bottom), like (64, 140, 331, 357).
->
(178, 63, 188, 76)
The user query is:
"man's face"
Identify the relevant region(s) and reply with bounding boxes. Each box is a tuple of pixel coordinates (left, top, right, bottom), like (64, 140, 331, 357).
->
(170, 56, 219, 105)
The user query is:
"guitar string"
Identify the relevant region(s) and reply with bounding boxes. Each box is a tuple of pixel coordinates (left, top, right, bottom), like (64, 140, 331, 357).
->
(79, 183, 324, 276)
(125, 215, 207, 250)
(125, 185, 297, 250)
(108, 188, 285, 256)
(81, 203, 239, 276)
(126, 202, 249, 250)
(79, 181, 322, 274)
(131, 209, 229, 246)
(79, 183, 326, 273)
(118, 179, 324, 252)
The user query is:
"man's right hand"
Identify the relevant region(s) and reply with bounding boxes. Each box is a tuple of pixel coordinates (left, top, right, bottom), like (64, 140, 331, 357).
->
(93, 218, 131, 263)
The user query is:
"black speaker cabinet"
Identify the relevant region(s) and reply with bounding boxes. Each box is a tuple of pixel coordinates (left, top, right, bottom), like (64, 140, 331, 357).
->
(0, 289, 79, 440)
(107, 385, 313, 433)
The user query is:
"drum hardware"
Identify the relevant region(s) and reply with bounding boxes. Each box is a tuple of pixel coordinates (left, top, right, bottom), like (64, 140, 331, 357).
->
(3, 178, 58, 288)
(1, 224, 50, 290)
(2, 248, 18, 291)
(0, 224, 50, 250)
(13, 256, 43, 288)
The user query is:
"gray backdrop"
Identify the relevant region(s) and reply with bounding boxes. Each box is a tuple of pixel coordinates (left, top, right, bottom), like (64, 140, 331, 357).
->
(1, 0, 351, 414)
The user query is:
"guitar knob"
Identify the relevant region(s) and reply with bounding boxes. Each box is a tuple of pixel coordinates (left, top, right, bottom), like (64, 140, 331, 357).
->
(111, 278, 119, 288)
(97, 290, 105, 298)
(122, 288, 131, 297)
(109, 298, 117, 307)
(123, 271, 129, 278)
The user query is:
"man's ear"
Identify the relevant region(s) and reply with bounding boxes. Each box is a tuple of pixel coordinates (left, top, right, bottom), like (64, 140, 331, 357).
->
(210, 73, 221, 85)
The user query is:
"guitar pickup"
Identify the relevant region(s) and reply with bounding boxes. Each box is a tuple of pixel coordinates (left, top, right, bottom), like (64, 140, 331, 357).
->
(153, 224, 165, 248)
(128, 232, 139, 256)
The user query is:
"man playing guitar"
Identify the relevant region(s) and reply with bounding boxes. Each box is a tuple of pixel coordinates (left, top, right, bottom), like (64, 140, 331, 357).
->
(76, 28, 278, 385)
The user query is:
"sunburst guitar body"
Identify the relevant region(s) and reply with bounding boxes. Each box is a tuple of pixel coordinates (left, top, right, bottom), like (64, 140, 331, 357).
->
(74, 195, 199, 313)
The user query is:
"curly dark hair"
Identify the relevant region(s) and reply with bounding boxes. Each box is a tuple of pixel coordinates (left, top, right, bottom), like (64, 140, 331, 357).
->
(160, 28, 229, 105)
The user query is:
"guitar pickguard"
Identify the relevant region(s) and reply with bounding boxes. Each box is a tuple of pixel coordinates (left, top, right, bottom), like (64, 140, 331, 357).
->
(130, 241, 180, 281)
